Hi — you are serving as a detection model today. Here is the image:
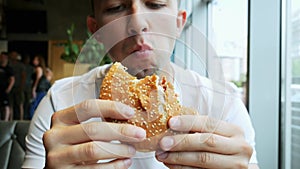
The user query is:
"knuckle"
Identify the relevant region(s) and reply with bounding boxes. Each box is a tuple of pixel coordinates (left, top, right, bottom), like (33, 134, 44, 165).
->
(204, 134, 217, 147)
(231, 124, 244, 137)
(45, 151, 59, 168)
(241, 141, 253, 157)
(80, 99, 93, 112)
(83, 123, 98, 137)
(118, 124, 129, 136)
(235, 126, 245, 136)
(234, 161, 248, 169)
(84, 142, 97, 159)
(196, 152, 212, 166)
(181, 135, 191, 146)
(50, 112, 60, 124)
(171, 152, 183, 164)
(204, 117, 217, 133)
(43, 129, 57, 149)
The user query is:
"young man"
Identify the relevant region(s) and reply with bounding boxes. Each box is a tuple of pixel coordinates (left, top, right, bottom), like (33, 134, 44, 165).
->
(23, 0, 259, 168)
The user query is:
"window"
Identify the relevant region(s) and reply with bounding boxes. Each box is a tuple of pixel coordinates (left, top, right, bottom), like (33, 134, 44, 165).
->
(174, 0, 249, 102)
(282, 0, 300, 168)
(208, 0, 249, 104)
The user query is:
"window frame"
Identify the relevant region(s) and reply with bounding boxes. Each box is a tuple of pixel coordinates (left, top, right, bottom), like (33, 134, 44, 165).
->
(248, 0, 281, 168)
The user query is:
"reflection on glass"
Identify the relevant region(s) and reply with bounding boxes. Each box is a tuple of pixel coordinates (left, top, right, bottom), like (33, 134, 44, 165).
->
(290, 0, 300, 168)
(284, 0, 300, 168)
(210, 0, 248, 104)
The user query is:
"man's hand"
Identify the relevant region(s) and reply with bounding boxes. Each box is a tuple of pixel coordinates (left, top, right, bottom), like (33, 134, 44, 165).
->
(156, 115, 253, 169)
(43, 99, 146, 169)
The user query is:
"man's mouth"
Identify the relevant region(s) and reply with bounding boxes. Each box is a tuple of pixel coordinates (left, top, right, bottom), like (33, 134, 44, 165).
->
(129, 44, 153, 57)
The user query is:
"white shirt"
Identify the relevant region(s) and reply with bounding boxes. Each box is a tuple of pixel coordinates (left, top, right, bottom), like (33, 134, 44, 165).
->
(22, 63, 258, 168)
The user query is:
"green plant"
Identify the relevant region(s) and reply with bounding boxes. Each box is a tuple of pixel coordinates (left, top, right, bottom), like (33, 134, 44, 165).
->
(231, 73, 247, 88)
(60, 24, 111, 68)
(60, 24, 80, 63)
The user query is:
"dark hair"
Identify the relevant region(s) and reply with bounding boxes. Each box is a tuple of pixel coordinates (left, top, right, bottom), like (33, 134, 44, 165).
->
(34, 55, 47, 75)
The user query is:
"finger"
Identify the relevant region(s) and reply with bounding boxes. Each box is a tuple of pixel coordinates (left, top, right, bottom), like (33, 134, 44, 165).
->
(44, 122, 146, 145)
(75, 159, 132, 169)
(168, 115, 244, 137)
(49, 141, 135, 165)
(159, 133, 242, 155)
(165, 164, 202, 169)
(156, 151, 249, 169)
(52, 99, 135, 125)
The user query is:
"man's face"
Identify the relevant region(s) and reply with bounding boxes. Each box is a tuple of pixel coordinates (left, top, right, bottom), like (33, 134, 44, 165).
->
(90, 0, 186, 78)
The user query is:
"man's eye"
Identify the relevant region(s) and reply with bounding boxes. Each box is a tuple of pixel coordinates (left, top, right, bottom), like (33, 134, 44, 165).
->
(146, 2, 166, 9)
(106, 5, 127, 13)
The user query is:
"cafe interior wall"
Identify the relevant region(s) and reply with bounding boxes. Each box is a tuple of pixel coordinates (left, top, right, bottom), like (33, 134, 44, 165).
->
(4, 0, 92, 81)
(6, 0, 91, 40)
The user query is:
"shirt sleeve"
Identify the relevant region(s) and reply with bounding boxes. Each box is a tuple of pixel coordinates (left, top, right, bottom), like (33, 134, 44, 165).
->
(22, 92, 54, 168)
(224, 96, 258, 164)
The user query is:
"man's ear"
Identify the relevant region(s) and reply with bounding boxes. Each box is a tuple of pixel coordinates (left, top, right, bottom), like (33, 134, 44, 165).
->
(176, 10, 187, 37)
(87, 15, 98, 34)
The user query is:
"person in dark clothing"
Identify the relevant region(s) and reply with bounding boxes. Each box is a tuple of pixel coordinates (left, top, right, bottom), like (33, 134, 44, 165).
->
(0, 52, 15, 121)
(8, 51, 26, 120)
(29, 55, 51, 119)
(22, 54, 34, 120)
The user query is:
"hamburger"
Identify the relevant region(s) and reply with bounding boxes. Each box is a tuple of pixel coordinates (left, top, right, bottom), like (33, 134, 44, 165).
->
(99, 62, 194, 151)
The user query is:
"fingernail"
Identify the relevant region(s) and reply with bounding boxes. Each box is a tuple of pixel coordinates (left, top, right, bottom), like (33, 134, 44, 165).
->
(123, 159, 132, 167)
(160, 136, 174, 150)
(128, 146, 136, 155)
(135, 128, 146, 139)
(157, 152, 168, 160)
(169, 117, 180, 129)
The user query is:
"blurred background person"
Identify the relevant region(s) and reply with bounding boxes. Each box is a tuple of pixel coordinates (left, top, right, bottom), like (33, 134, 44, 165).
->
(30, 55, 51, 119)
(0, 52, 15, 121)
(45, 67, 53, 83)
(22, 54, 34, 120)
(8, 51, 25, 120)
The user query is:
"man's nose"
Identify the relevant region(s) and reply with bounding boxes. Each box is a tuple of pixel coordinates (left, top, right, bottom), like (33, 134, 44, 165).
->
(127, 4, 148, 35)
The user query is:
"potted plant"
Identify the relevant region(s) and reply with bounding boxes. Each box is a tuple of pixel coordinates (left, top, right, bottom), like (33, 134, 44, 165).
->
(60, 24, 80, 63)
(60, 24, 111, 76)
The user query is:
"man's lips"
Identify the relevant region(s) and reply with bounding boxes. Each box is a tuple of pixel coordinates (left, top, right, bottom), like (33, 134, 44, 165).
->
(129, 44, 153, 54)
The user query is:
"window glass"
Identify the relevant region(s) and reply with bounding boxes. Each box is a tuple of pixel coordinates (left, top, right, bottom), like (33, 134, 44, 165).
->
(283, 0, 300, 168)
(209, 0, 248, 104)
(174, 0, 248, 103)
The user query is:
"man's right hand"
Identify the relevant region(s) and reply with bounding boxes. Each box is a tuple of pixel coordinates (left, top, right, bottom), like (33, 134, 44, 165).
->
(43, 99, 146, 169)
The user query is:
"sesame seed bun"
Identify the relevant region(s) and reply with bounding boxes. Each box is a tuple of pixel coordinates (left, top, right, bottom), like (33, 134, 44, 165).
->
(99, 62, 194, 151)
